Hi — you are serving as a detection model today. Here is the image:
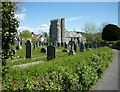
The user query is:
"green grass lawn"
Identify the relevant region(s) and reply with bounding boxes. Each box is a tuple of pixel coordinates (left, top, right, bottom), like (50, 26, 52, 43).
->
(3, 45, 113, 91)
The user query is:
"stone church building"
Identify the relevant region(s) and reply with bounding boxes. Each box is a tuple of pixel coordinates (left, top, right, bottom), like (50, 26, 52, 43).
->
(49, 18, 85, 44)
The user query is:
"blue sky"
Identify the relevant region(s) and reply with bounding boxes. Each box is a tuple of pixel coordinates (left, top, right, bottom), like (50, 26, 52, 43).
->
(16, 2, 118, 34)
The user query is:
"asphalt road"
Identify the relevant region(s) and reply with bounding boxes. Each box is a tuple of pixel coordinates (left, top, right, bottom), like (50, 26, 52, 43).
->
(92, 49, 119, 91)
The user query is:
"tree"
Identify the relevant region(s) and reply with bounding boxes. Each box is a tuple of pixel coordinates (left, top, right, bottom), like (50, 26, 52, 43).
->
(102, 24, 120, 41)
(98, 22, 110, 34)
(83, 22, 98, 42)
(20, 30, 31, 39)
(1, 2, 19, 78)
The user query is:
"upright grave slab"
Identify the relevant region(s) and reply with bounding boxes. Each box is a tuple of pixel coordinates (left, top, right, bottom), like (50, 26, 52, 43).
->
(64, 42, 68, 49)
(68, 38, 76, 55)
(74, 43, 77, 52)
(26, 40, 32, 58)
(47, 45, 56, 61)
(80, 42, 85, 52)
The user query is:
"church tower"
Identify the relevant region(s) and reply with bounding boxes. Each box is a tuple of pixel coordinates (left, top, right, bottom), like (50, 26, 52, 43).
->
(61, 18, 66, 43)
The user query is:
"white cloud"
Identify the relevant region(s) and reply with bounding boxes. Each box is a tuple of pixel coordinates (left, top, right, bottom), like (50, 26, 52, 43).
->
(17, 24, 50, 34)
(66, 16, 85, 21)
(38, 24, 49, 33)
(15, 13, 26, 20)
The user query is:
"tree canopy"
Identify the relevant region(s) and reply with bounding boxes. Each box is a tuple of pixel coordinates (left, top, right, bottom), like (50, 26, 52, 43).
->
(20, 30, 31, 39)
(102, 24, 120, 41)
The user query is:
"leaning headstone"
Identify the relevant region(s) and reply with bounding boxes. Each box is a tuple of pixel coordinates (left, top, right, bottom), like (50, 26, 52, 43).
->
(26, 40, 32, 58)
(41, 48, 47, 53)
(47, 45, 56, 61)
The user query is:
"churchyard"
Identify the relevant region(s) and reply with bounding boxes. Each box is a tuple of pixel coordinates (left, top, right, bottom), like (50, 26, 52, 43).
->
(2, 39, 113, 91)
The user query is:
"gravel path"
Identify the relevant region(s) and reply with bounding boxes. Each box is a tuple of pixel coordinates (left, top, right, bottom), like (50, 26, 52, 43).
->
(92, 49, 119, 90)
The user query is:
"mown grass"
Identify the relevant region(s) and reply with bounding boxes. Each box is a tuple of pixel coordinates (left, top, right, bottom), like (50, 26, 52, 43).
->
(6, 47, 111, 81)
(3, 46, 113, 91)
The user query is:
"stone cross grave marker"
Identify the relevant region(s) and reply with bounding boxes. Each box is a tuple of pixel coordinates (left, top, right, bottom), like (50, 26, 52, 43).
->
(47, 45, 56, 61)
(26, 40, 32, 58)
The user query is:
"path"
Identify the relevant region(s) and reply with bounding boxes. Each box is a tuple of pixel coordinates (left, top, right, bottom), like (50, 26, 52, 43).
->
(92, 49, 119, 90)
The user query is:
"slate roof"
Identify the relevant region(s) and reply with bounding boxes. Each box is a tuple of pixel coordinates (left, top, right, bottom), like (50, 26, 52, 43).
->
(66, 31, 82, 38)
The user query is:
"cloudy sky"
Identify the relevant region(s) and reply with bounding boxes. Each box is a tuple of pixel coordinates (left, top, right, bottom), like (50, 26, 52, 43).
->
(16, 1, 118, 34)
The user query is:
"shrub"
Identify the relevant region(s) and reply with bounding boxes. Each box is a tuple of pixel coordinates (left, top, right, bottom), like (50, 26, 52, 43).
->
(3, 47, 112, 91)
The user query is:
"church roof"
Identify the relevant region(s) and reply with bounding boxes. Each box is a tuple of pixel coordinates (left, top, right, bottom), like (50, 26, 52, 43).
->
(66, 31, 83, 38)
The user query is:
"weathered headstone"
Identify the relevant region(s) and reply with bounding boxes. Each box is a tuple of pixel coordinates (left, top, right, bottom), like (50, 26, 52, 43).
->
(26, 40, 32, 58)
(16, 36, 22, 50)
(74, 43, 77, 52)
(68, 38, 76, 55)
(64, 42, 68, 49)
(41, 48, 47, 53)
(61, 42, 63, 47)
(47, 45, 56, 61)
(57, 43, 60, 47)
(80, 42, 85, 52)
(46, 42, 49, 46)
(33, 43, 36, 49)
(36, 41, 39, 47)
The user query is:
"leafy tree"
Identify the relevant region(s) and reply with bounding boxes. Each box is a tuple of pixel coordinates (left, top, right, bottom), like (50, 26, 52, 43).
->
(1, 2, 19, 78)
(20, 30, 31, 39)
(102, 24, 120, 41)
(83, 22, 98, 42)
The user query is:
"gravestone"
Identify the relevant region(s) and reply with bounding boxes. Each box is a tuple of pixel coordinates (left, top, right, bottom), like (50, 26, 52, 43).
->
(47, 45, 56, 61)
(16, 36, 22, 50)
(36, 41, 39, 47)
(64, 42, 68, 49)
(68, 38, 76, 55)
(26, 40, 32, 58)
(46, 42, 49, 46)
(41, 48, 47, 53)
(33, 43, 36, 49)
(74, 43, 77, 52)
(61, 42, 63, 47)
(57, 43, 60, 47)
(80, 42, 85, 52)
